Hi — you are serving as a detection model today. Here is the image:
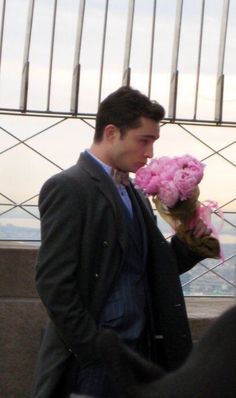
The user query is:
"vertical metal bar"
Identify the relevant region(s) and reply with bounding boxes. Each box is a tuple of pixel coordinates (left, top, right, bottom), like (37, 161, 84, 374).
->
(47, 0, 58, 111)
(20, 0, 34, 111)
(98, 0, 109, 105)
(148, 0, 157, 98)
(168, 0, 183, 119)
(122, 0, 135, 86)
(19, 0, 35, 111)
(0, 0, 6, 75)
(215, 0, 230, 122)
(70, 0, 86, 114)
(193, 0, 205, 120)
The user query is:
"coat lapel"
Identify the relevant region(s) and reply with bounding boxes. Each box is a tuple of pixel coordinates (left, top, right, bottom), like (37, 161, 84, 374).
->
(78, 152, 129, 254)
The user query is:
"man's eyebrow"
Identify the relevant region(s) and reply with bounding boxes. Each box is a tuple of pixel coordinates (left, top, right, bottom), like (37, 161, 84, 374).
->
(138, 134, 159, 139)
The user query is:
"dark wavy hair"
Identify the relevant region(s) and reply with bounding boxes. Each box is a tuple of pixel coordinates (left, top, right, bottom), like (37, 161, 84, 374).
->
(94, 86, 165, 142)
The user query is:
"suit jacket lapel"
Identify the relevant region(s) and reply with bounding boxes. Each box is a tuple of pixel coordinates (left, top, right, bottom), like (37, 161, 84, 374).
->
(78, 152, 129, 254)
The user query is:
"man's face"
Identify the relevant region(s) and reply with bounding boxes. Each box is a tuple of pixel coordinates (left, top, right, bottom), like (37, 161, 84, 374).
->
(110, 117, 160, 173)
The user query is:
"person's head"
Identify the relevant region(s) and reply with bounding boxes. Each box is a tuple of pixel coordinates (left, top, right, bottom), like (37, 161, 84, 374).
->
(91, 86, 165, 173)
(94, 86, 165, 142)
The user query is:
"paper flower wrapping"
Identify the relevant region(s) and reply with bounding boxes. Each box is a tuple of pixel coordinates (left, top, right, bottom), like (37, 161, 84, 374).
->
(135, 155, 221, 259)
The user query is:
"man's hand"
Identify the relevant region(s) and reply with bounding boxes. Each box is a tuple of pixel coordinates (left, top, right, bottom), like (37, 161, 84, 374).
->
(191, 218, 212, 239)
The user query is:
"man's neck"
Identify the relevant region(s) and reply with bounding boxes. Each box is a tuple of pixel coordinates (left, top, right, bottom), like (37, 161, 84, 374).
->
(89, 143, 112, 167)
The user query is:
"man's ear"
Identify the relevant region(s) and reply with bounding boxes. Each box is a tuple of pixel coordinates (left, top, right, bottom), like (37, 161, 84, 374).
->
(104, 124, 119, 142)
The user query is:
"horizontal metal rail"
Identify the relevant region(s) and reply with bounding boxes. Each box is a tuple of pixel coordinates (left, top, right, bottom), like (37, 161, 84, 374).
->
(1, 108, 236, 127)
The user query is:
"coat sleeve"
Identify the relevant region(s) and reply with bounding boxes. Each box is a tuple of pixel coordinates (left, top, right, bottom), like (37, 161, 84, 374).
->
(170, 234, 203, 274)
(36, 174, 100, 368)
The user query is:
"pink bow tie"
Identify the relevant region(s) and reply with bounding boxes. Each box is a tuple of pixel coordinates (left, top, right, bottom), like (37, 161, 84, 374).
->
(111, 169, 130, 186)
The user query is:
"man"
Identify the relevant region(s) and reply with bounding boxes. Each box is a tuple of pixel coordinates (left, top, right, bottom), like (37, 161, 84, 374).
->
(32, 87, 211, 398)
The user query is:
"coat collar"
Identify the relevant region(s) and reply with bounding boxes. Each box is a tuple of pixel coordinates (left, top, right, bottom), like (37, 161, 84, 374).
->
(78, 151, 119, 212)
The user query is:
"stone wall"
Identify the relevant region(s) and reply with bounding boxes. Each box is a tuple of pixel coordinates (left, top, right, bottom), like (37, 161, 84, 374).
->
(0, 243, 234, 398)
(0, 244, 47, 398)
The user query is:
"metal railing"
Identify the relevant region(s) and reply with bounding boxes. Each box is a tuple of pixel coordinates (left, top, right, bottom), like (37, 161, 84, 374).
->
(0, 0, 234, 122)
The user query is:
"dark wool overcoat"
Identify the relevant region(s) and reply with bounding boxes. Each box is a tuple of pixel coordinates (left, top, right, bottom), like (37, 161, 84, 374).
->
(32, 151, 201, 398)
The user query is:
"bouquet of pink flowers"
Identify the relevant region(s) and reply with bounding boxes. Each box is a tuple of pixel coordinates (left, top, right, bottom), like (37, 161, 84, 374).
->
(135, 155, 221, 259)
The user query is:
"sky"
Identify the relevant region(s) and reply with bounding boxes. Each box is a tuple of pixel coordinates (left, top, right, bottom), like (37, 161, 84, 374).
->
(0, 0, 235, 228)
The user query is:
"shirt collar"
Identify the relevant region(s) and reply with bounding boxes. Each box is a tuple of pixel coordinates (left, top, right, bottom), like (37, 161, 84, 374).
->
(86, 149, 112, 176)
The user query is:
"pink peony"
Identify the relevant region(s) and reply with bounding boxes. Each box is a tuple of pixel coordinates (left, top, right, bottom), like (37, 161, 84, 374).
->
(158, 181, 179, 208)
(176, 155, 204, 183)
(135, 167, 153, 191)
(145, 175, 161, 195)
(134, 154, 205, 208)
(174, 169, 198, 200)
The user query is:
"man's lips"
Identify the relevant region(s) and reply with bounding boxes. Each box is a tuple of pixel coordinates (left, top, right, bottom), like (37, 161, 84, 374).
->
(135, 162, 146, 169)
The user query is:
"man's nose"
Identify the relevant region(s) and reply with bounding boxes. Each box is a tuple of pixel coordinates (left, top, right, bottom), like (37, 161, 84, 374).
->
(145, 145, 153, 159)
